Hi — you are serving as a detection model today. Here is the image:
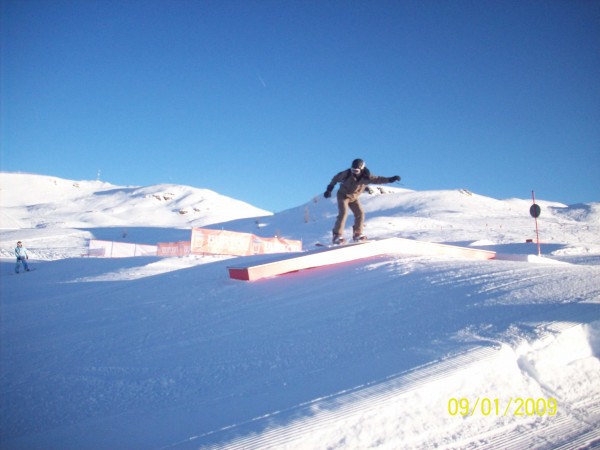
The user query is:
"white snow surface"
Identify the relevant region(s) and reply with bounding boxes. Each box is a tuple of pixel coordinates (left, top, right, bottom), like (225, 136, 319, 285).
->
(1, 173, 599, 449)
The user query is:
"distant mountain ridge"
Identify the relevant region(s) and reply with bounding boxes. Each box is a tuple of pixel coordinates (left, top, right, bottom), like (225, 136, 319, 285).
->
(1, 171, 599, 261)
(0, 172, 272, 229)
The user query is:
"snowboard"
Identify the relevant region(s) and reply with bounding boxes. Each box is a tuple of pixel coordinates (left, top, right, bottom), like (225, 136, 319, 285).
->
(315, 238, 370, 248)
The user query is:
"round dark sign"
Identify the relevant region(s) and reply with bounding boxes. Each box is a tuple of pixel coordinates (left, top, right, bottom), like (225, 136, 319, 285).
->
(530, 204, 541, 218)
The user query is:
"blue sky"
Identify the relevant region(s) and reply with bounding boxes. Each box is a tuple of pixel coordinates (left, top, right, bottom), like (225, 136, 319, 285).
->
(2, 0, 599, 212)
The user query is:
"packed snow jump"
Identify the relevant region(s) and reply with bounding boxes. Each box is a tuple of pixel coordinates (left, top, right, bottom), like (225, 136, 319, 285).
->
(228, 237, 496, 281)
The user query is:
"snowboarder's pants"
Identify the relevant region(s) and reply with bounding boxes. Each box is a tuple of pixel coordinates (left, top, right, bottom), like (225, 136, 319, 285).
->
(15, 257, 29, 273)
(333, 195, 364, 237)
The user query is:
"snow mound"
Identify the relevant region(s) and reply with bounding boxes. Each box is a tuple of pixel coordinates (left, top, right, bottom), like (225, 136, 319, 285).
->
(0, 172, 271, 230)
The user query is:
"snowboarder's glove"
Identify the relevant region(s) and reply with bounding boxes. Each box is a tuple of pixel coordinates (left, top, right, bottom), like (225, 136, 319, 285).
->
(324, 184, 334, 198)
(389, 176, 401, 183)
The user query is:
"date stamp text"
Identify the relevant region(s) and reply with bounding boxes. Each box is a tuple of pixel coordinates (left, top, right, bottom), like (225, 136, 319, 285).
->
(447, 397, 558, 417)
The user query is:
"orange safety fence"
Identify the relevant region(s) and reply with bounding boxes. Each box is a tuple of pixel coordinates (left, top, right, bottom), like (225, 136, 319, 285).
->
(88, 239, 157, 258)
(157, 241, 191, 257)
(190, 228, 301, 256)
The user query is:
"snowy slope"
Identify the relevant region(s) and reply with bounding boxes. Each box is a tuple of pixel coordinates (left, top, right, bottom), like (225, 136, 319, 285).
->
(214, 186, 600, 260)
(1, 173, 599, 449)
(0, 172, 271, 259)
(0, 172, 271, 229)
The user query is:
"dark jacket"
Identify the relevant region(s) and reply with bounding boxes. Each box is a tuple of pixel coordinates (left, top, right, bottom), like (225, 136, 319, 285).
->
(327, 168, 391, 202)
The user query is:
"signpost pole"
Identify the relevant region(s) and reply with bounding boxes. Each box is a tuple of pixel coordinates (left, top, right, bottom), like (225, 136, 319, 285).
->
(531, 190, 541, 257)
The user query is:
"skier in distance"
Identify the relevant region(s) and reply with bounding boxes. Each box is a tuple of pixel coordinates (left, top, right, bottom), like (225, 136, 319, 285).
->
(324, 158, 400, 244)
(15, 241, 30, 273)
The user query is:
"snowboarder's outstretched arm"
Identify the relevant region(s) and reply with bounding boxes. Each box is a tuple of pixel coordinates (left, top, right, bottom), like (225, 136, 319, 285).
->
(368, 175, 400, 184)
(324, 171, 400, 198)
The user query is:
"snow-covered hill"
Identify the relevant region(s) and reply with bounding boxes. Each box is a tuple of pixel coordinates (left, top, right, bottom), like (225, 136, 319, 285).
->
(1, 172, 599, 449)
(215, 185, 600, 261)
(0, 172, 271, 229)
(2, 172, 599, 260)
(0, 172, 272, 259)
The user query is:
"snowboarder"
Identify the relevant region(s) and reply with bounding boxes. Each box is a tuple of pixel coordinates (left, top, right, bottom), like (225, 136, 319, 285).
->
(15, 241, 30, 273)
(324, 159, 400, 244)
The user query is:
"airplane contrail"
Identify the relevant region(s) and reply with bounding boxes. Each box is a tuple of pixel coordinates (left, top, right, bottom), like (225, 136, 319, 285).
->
(256, 70, 267, 88)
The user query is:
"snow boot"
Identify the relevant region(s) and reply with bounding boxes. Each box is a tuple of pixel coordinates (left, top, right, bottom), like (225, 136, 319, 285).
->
(332, 234, 346, 245)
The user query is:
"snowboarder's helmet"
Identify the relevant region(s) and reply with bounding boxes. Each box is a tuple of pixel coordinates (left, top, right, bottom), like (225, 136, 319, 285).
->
(351, 159, 365, 170)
